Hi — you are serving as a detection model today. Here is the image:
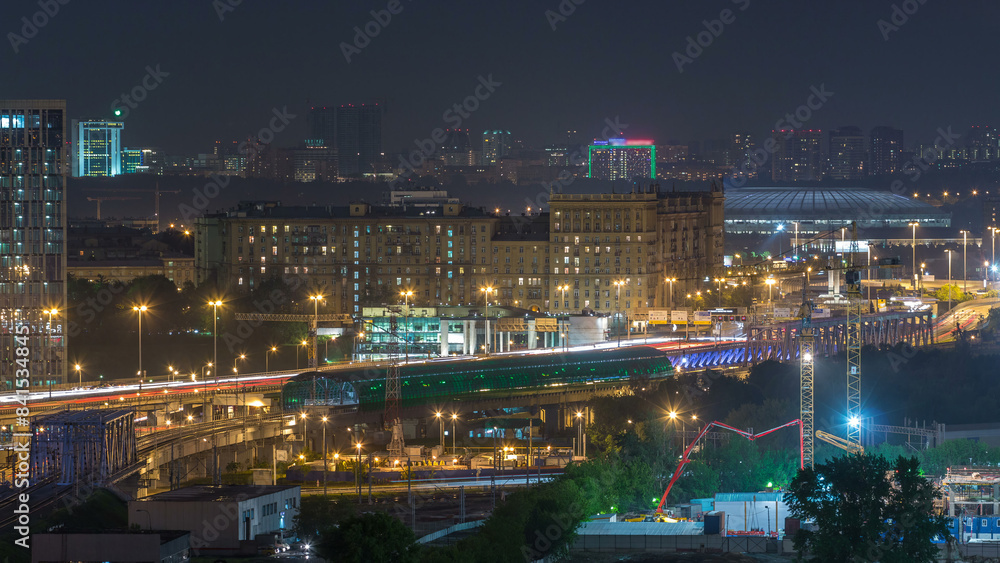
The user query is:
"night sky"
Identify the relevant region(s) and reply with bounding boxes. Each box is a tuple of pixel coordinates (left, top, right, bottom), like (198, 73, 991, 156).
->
(6, 0, 999, 153)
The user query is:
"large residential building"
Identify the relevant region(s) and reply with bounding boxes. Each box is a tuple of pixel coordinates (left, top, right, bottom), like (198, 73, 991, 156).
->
(770, 129, 822, 182)
(827, 126, 866, 180)
(195, 186, 724, 321)
(0, 100, 68, 386)
(869, 126, 904, 176)
(73, 119, 124, 177)
(588, 139, 656, 181)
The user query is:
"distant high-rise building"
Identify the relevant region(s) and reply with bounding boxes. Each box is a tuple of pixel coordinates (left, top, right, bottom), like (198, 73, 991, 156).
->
(441, 129, 477, 165)
(828, 126, 866, 180)
(335, 103, 382, 178)
(73, 119, 124, 177)
(771, 129, 822, 182)
(869, 126, 904, 176)
(121, 148, 142, 174)
(1, 99, 67, 386)
(963, 125, 1000, 161)
(307, 106, 336, 147)
(588, 138, 656, 180)
(482, 130, 511, 166)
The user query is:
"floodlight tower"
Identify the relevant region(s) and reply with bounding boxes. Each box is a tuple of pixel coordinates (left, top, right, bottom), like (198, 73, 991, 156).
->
(846, 222, 863, 449)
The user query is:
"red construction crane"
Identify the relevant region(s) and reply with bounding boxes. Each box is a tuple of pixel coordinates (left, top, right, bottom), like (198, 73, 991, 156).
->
(655, 419, 803, 513)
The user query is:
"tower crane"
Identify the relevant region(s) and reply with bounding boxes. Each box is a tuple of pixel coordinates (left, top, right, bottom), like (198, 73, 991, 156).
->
(83, 182, 181, 231)
(86, 196, 140, 220)
(232, 312, 353, 372)
(845, 221, 864, 449)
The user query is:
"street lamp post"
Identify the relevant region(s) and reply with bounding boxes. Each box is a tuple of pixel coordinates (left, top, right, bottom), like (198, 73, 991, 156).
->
(793, 222, 799, 259)
(74, 364, 82, 386)
(132, 305, 147, 385)
(309, 294, 324, 369)
(300, 412, 308, 452)
(908, 222, 919, 289)
(266, 346, 276, 373)
(322, 416, 328, 496)
(962, 230, 969, 292)
(665, 277, 676, 310)
(355, 442, 362, 501)
(575, 411, 584, 458)
(400, 290, 413, 363)
(991, 227, 997, 282)
(613, 280, 625, 347)
(43, 308, 58, 379)
(766, 277, 776, 304)
(480, 287, 495, 355)
(209, 300, 222, 387)
(451, 413, 458, 456)
(297, 340, 307, 370)
(714, 278, 725, 307)
(435, 412, 444, 450)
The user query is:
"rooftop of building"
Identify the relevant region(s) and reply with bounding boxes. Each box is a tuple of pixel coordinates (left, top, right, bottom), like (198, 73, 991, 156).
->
(725, 186, 947, 219)
(36, 530, 191, 542)
(139, 485, 299, 503)
(222, 201, 491, 220)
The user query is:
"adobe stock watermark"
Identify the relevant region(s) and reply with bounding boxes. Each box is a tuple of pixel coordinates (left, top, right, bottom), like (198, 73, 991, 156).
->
(513, 116, 629, 228)
(877, 0, 929, 41)
(545, 0, 585, 31)
(7, 0, 71, 54)
(213, 0, 243, 22)
(728, 84, 834, 187)
(110, 65, 170, 120)
(521, 501, 586, 561)
(672, 0, 751, 73)
(219, 272, 310, 354)
(178, 106, 295, 220)
(390, 74, 502, 189)
(340, 0, 410, 63)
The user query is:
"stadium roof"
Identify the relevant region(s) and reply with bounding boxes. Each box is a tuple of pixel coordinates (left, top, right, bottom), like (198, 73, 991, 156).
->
(724, 187, 950, 231)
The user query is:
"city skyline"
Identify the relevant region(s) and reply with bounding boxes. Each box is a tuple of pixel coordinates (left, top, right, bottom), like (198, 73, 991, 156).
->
(6, 0, 1000, 155)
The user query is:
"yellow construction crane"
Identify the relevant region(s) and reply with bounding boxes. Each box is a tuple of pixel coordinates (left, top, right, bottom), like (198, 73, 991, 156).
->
(816, 430, 864, 454)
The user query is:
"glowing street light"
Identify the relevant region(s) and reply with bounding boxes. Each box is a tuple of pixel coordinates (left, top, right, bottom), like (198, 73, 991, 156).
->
(266, 346, 277, 373)
(132, 305, 148, 384)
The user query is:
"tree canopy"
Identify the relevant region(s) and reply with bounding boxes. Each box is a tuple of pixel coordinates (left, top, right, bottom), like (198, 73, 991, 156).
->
(786, 453, 948, 562)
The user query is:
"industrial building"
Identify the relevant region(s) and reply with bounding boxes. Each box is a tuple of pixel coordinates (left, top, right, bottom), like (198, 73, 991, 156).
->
(31, 530, 191, 563)
(128, 485, 300, 556)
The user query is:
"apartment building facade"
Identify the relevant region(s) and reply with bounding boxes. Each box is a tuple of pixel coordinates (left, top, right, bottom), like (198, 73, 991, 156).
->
(195, 186, 724, 320)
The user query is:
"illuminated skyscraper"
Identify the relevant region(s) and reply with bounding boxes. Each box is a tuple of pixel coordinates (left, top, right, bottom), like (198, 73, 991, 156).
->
(0, 99, 67, 386)
(73, 119, 124, 177)
(482, 130, 510, 166)
(121, 147, 142, 174)
(588, 139, 656, 180)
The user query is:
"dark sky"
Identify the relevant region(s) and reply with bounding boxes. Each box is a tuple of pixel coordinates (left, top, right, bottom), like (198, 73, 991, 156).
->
(7, 0, 998, 154)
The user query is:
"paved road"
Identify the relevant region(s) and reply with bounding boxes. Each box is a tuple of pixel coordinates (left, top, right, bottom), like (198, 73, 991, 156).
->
(933, 298, 998, 341)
